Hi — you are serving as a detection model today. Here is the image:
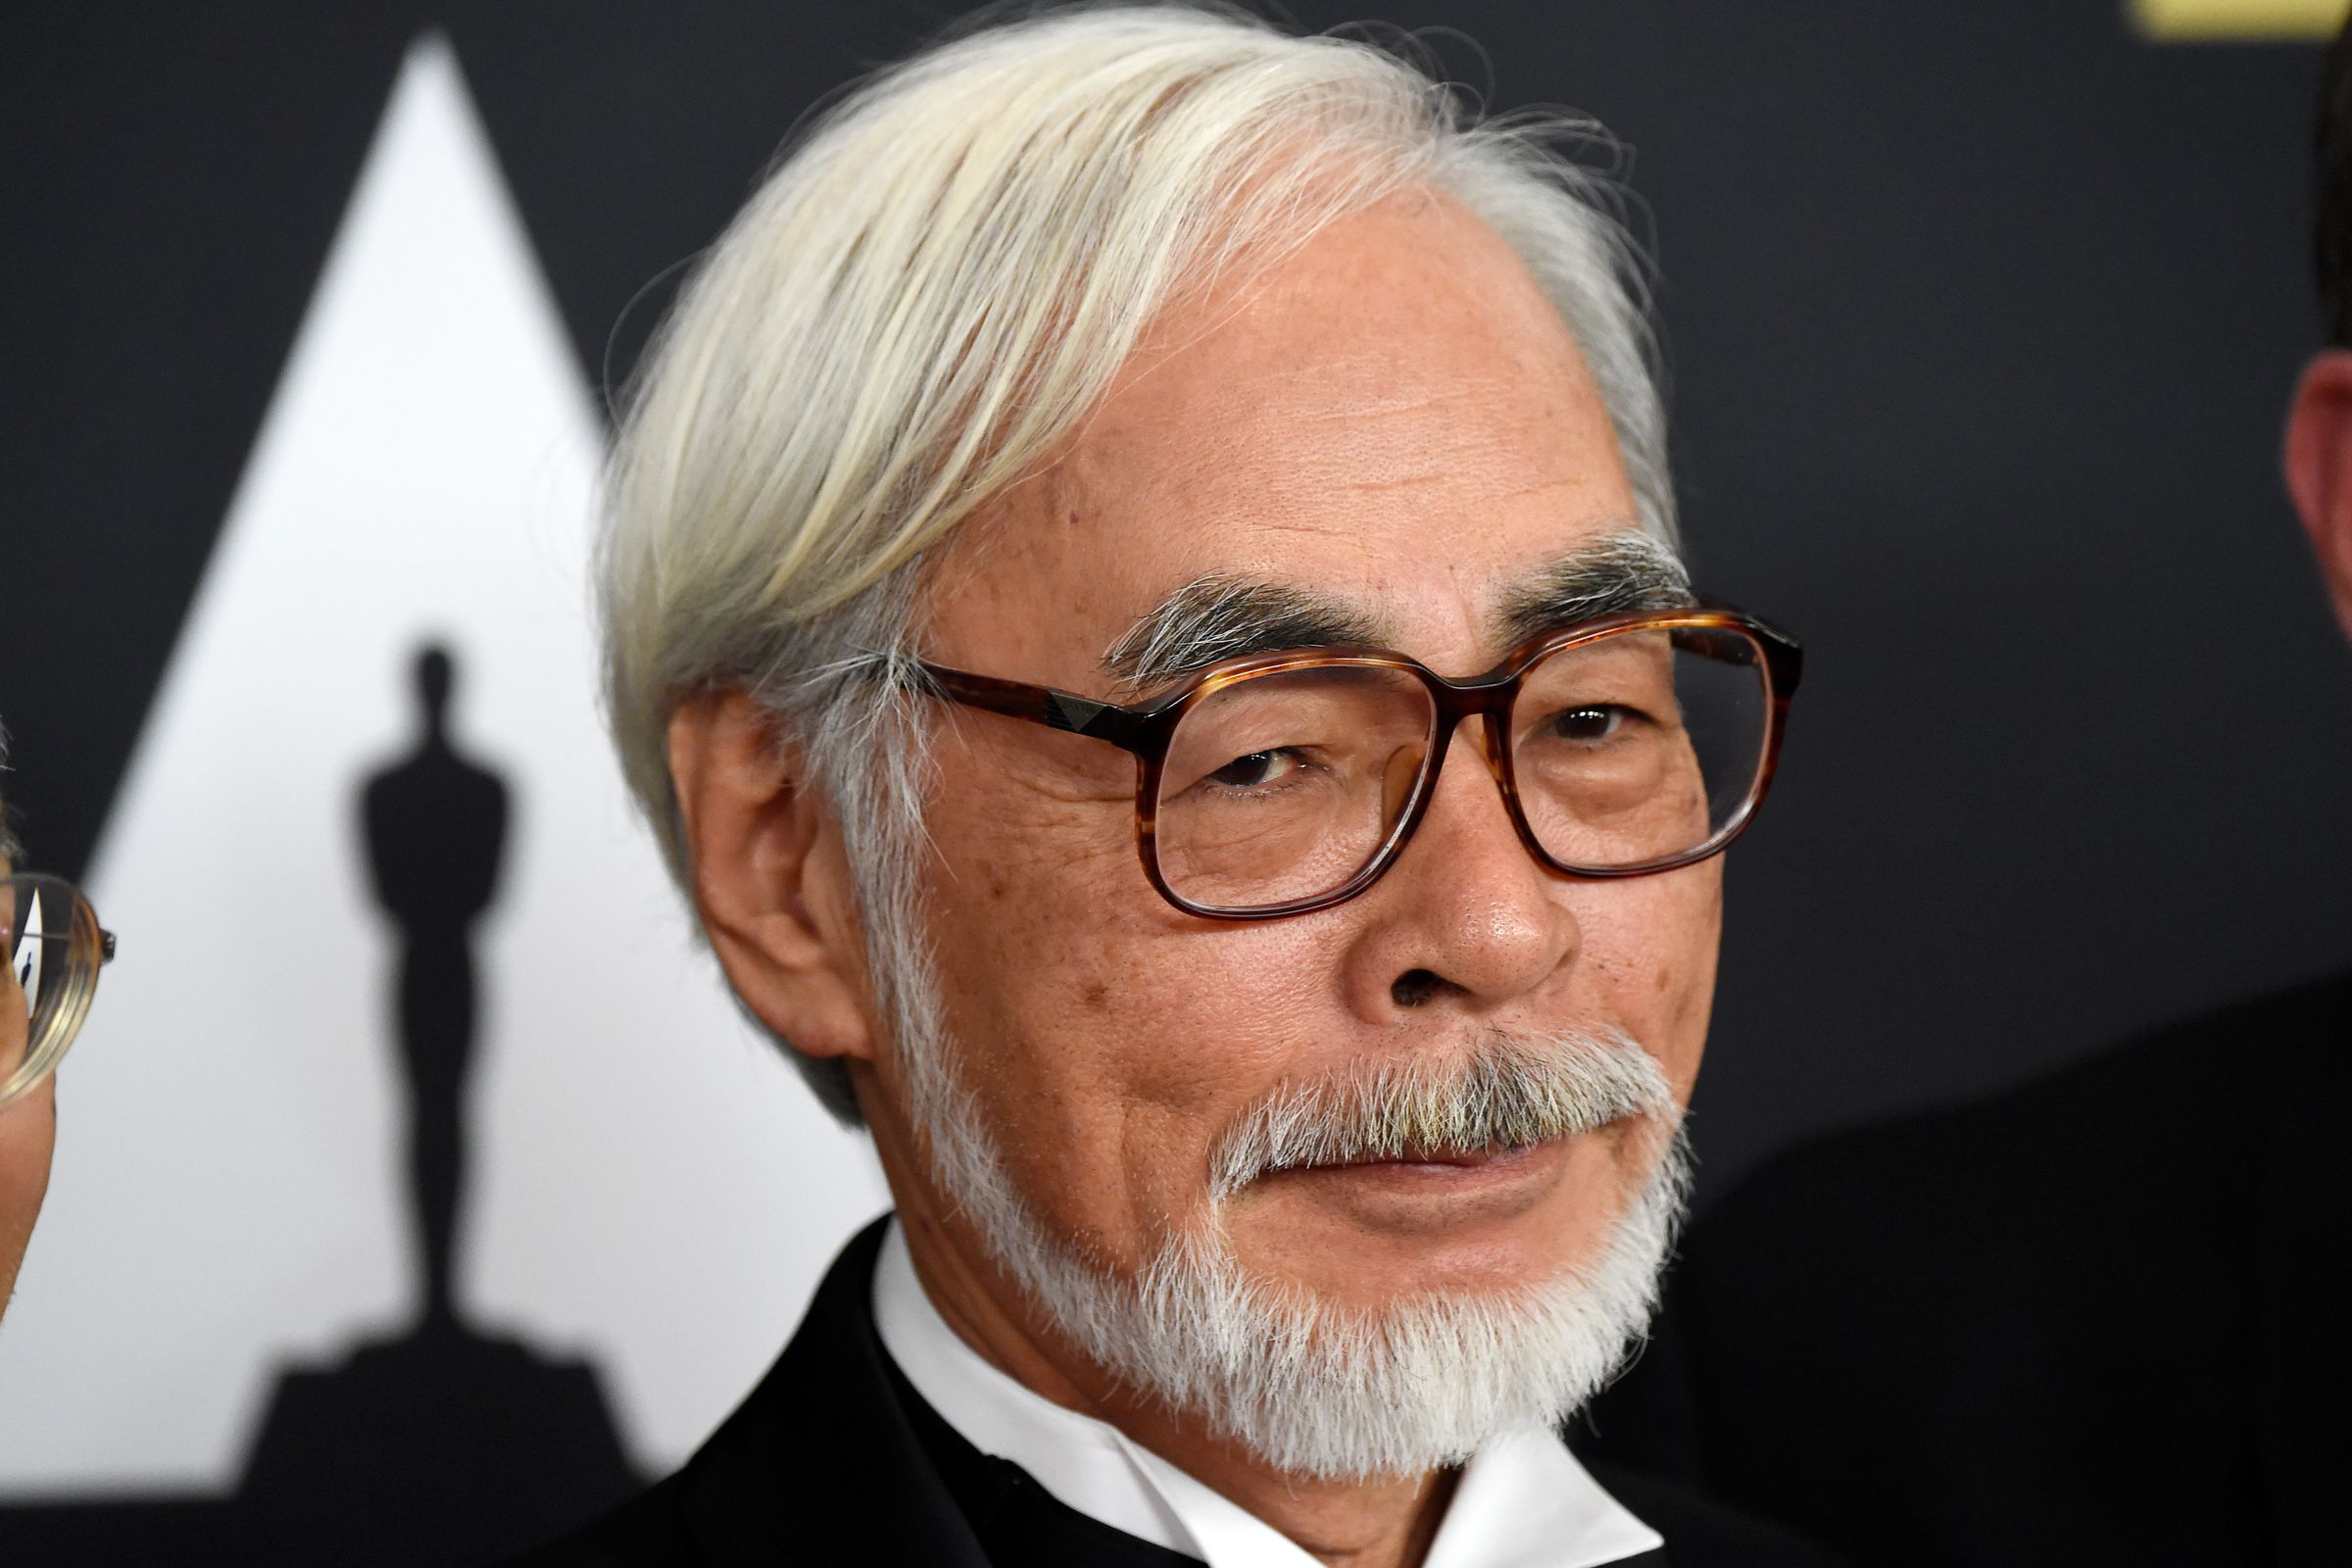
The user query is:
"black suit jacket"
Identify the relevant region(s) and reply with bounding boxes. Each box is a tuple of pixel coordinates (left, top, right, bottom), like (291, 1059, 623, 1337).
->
(1581, 974, 2352, 1568)
(511, 1220, 1841, 1566)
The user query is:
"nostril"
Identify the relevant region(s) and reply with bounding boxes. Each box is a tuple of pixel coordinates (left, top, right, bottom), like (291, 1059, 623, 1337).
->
(1390, 968, 1460, 1008)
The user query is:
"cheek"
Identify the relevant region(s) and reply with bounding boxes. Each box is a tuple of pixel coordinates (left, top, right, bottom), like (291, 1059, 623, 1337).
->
(916, 786, 1340, 1245)
(0, 1088, 56, 1258)
(1568, 862, 1722, 1100)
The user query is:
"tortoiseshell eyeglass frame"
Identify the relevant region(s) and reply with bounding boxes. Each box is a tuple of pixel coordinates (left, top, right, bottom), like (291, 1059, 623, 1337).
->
(906, 603, 1803, 921)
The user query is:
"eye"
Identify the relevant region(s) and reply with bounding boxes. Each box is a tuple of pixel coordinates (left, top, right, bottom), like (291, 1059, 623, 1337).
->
(1547, 705, 1630, 743)
(1206, 749, 1303, 790)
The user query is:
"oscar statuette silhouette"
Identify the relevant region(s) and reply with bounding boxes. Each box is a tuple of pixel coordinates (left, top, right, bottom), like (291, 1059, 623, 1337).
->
(0, 643, 646, 1565)
(226, 643, 640, 1565)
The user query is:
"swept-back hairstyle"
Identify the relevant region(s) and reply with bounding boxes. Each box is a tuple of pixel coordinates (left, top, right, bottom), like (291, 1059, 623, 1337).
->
(602, 3, 1676, 1120)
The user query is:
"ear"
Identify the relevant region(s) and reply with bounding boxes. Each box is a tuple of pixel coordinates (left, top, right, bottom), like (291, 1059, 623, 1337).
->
(667, 691, 875, 1064)
(2284, 350, 2352, 641)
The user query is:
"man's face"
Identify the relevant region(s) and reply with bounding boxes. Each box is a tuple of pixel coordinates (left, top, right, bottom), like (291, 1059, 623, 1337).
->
(883, 190, 1719, 1324)
(0, 836, 58, 1321)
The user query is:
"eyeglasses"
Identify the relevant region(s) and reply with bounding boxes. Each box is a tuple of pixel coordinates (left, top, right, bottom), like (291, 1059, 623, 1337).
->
(2, 874, 117, 1107)
(909, 604, 1802, 920)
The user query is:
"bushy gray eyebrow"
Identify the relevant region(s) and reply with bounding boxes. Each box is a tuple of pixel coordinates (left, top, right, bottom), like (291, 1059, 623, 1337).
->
(1102, 528, 1691, 692)
(1102, 578, 1385, 690)
(1494, 529, 1693, 646)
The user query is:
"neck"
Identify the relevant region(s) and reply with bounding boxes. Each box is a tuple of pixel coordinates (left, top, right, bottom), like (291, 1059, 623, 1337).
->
(881, 1158, 1456, 1568)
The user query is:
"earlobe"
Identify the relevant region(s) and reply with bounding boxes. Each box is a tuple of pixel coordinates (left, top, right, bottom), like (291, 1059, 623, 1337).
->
(666, 691, 876, 1063)
(2284, 350, 2352, 640)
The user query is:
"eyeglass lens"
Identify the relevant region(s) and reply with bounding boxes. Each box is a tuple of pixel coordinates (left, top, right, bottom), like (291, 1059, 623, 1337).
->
(2, 874, 104, 1105)
(1149, 625, 1772, 913)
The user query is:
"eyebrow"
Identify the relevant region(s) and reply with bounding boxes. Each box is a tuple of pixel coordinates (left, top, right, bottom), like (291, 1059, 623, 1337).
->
(1101, 527, 1693, 692)
(1102, 577, 1386, 690)
(1494, 529, 1694, 646)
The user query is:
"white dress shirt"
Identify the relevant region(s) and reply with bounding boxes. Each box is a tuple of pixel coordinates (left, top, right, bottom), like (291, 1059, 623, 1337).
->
(871, 1219, 1664, 1567)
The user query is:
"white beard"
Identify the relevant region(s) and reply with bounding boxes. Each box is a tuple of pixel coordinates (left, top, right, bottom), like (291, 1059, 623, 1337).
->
(897, 999, 1690, 1481)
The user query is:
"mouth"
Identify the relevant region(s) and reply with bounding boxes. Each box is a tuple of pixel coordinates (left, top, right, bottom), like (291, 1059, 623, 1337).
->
(1202, 1030, 1675, 1239)
(1243, 1122, 1639, 1239)
(1302, 1141, 1543, 1174)
(1263, 1131, 1578, 1202)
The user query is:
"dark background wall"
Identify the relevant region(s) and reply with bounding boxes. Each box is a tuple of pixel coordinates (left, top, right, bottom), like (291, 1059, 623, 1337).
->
(9, 0, 2339, 1186)
(0, 0, 2341, 1556)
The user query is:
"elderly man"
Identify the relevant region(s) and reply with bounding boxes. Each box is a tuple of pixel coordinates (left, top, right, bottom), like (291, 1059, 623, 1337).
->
(522, 9, 1813, 1567)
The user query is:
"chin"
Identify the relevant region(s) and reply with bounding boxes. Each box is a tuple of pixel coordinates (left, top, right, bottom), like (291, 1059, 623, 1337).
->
(915, 995, 1691, 1474)
(971, 1122, 1690, 1481)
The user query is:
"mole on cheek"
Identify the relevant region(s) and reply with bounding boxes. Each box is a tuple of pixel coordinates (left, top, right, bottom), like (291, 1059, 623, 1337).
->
(1081, 979, 1110, 1011)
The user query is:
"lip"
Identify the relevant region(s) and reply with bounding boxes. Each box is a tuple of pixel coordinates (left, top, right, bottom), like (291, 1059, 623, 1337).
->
(1254, 1131, 1590, 1233)
(1304, 1143, 1542, 1175)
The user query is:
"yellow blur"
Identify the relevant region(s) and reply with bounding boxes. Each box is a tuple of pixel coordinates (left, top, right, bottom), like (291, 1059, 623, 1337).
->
(2132, 0, 2350, 38)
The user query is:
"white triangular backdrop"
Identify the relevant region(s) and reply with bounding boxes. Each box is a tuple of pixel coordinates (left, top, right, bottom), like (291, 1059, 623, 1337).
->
(0, 35, 884, 1490)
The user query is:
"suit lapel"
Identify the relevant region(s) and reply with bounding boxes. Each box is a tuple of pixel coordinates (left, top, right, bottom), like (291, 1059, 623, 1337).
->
(667, 1218, 991, 1567)
(877, 1344, 1201, 1566)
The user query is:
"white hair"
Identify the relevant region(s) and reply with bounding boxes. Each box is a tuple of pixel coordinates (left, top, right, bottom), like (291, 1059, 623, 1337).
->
(601, 1, 1678, 1120)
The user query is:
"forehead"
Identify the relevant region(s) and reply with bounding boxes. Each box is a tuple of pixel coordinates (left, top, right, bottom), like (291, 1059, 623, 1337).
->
(927, 190, 1639, 679)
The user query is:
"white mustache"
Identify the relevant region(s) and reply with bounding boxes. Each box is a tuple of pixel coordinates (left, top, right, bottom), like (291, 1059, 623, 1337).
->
(1207, 1028, 1675, 1200)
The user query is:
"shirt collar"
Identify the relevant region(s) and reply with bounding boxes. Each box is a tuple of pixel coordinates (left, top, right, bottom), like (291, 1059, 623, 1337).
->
(870, 1217, 1661, 1568)
(1425, 1425, 1661, 1568)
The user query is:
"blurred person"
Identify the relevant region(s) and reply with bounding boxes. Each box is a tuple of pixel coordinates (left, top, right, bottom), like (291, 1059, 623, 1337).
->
(1, 737, 113, 1322)
(514, 8, 1831, 1567)
(0, 764, 46, 1320)
(1576, 23, 2352, 1567)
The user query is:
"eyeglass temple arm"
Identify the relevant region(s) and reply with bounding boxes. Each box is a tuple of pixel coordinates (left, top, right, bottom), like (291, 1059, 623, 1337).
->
(1690, 597, 1805, 698)
(912, 662, 1154, 753)
(4, 879, 119, 965)
(1743, 617, 1804, 697)
(16, 929, 115, 963)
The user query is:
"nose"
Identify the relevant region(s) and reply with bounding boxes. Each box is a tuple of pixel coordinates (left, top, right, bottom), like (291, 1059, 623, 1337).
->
(1341, 715, 1581, 1022)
